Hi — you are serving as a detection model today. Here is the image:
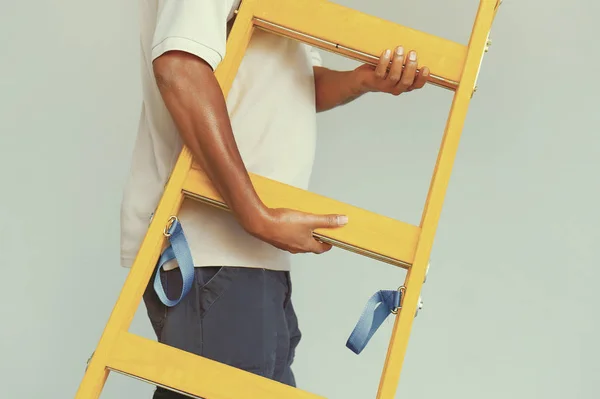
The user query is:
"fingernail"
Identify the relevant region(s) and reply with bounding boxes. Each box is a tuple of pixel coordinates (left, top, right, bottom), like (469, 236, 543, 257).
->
(384, 49, 391, 58)
(409, 51, 417, 61)
(337, 215, 349, 225)
(396, 46, 404, 57)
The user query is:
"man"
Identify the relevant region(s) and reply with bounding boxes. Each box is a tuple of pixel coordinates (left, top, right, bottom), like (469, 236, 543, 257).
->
(120, 0, 429, 397)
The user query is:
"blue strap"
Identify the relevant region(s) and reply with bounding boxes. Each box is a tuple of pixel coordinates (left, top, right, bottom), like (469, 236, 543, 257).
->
(346, 290, 402, 354)
(153, 218, 195, 307)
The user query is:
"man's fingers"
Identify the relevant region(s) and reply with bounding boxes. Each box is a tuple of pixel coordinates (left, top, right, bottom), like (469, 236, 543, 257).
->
(399, 50, 418, 88)
(410, 66, 430, 91)
(375, 49, 392, 79)
(387, 46, 405, 84)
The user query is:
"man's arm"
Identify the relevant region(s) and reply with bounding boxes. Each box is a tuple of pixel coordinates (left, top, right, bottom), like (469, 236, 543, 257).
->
(153, 50, 348, 254)
(150, 0, 351, 255)
(313, 46, 430, 112)
(153, 51, 268, 233)
(313, 66, 366, 112)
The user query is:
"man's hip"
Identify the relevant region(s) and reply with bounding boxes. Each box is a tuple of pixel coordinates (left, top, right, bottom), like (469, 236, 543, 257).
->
(143, 265, 301, 398)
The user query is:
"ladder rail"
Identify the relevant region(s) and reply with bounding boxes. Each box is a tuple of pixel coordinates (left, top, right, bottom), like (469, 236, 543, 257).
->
(377, 1, 500, 398)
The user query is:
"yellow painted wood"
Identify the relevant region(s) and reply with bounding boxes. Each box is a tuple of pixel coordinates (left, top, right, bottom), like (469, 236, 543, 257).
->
(75, 0, 500, 397)
(250, 0, 467, 89)
(215, 0, 257, 95)
(107, 332, 325, 399)
(184, 165, 421, 267)
(376, 2, 500, 398)
(74, 154, 189, 399)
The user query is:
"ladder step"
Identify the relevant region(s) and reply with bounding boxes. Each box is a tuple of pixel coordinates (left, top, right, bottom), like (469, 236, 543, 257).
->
(107, 332, 325, 399)
(251, 0, 467, 90)
(182, 166, 420, 268)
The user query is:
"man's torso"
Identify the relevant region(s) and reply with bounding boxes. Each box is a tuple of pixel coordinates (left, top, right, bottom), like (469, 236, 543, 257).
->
(120, 0, 321, 271)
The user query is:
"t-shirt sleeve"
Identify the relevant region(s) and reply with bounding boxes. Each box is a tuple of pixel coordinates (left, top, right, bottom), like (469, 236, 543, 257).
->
(309, 47, 324, 67)
(152, 0, 233, 71)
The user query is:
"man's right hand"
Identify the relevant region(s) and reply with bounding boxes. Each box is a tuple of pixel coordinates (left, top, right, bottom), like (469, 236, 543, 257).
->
(248, 208, 348, 255)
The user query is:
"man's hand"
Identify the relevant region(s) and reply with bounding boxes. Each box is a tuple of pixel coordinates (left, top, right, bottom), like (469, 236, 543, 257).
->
(354, 46, 430, 96)
(313, 46, 430, 112)
(249, 209, 348, 254)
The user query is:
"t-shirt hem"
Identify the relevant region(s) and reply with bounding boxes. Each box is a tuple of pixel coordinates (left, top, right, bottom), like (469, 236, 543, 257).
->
(120, 256, 291, 272)
(151, 37, 222, 70)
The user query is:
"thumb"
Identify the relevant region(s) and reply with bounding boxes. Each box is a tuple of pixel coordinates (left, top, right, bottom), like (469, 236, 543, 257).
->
(310, 214, 348, 229)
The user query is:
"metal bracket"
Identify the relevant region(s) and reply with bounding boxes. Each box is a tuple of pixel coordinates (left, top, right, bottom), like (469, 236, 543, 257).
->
(415, 296, 424, 317)
(415, 262, 429, 317)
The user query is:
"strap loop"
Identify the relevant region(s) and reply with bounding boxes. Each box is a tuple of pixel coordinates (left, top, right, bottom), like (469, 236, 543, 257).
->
(153, 217, 195, 307)
(346, 288, 403, 354)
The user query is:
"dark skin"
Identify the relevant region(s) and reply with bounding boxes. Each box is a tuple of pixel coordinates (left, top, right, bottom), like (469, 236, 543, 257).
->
(314, 46, 430, 112)
(153, 45, 428, 255)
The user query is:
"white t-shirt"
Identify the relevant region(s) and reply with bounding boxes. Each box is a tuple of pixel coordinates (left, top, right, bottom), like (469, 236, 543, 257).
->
(120, 0, 323, 271)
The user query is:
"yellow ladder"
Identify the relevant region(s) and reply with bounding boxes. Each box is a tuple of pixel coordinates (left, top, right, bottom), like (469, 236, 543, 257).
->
(75, 0, 501, 397)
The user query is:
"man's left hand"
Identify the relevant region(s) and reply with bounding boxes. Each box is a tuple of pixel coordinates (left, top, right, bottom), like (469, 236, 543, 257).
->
(354, 46, 430, 96)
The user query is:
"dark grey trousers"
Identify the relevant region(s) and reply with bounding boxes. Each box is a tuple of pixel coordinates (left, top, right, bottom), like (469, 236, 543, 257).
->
(143, 266, 301, 398)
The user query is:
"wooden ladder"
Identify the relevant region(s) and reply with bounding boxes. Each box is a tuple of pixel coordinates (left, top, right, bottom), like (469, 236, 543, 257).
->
(75, 0, 501, 397)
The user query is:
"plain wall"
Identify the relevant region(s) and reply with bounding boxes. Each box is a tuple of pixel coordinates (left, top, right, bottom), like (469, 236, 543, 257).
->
(1, 0, 598, 398)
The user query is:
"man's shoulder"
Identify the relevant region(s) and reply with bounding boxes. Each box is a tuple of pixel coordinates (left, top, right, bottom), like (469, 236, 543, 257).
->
(139, 0, 241, 72)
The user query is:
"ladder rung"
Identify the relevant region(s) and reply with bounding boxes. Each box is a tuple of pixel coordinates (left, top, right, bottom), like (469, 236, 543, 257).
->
(107, 332, 325, 399)
(182, 165, 420, 268)
(250, 0, 467, 90)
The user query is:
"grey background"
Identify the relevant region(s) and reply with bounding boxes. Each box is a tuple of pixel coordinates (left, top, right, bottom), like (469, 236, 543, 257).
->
(1, 0, 598, 398)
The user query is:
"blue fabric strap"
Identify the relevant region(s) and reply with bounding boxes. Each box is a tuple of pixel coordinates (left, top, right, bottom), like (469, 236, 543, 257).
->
(346, 290, 402, 354)
(153, 218, 195, 307)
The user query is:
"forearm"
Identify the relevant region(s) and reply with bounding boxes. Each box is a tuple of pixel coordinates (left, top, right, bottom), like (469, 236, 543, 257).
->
(153, 51, 268, 232)
(313, 66, 367, 112)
